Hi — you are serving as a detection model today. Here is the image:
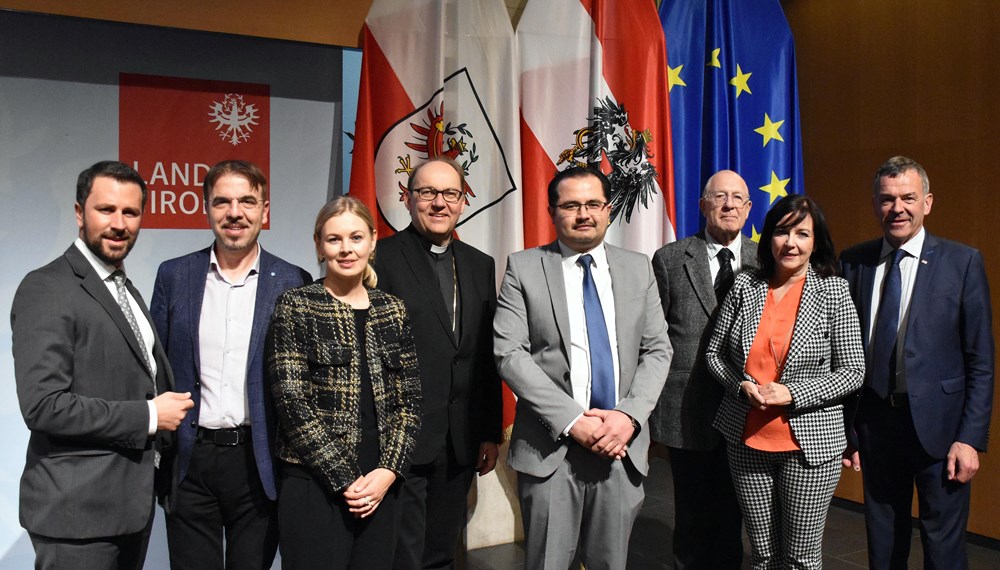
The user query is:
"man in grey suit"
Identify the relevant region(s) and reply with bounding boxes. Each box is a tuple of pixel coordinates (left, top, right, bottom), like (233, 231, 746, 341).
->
(650, 169, 754, 569)
(11, 161, 194, 569)
(494, 166, 672, 569)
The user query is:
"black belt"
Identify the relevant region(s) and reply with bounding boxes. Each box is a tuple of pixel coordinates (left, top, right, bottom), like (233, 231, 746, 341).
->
(196, 425, 250, 446)
(886, 393, 909, 408)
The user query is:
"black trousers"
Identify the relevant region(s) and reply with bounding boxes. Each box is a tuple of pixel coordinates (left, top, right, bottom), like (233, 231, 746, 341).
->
(856, 390, 972, 570)
(668, 445, 744, 569)
(166, 435, 278, 570)
(279, 463, 400, 569)
(393, 449, 474, 570)
(30, 501, 154, 570)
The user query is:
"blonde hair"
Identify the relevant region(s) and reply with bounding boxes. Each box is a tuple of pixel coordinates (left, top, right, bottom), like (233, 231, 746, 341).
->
(313, 195, 378, 288)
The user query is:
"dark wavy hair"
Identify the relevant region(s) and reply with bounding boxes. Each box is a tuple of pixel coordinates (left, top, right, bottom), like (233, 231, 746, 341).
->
(757, 194, 838, 279)
(76, 161, 147, 209)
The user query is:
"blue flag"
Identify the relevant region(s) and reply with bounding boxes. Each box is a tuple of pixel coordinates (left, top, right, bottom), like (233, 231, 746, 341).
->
(659, 0, 804, 241)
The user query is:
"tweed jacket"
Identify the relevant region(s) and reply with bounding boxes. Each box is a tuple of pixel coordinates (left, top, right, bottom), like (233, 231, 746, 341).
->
(706, 268, 865, 466)
(649, 232, 758, 449)
(266, 282, 422, 495)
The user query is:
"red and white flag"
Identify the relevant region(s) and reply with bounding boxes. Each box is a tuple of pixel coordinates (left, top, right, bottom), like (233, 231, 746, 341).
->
(350, 0, 523, 547)
(350, 0, 522, 262)
(518, 0, 675, 255)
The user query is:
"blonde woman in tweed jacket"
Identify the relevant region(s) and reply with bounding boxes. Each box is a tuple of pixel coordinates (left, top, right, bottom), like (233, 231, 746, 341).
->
(706, 195, 865, 569)
(267, 196, 421, 569)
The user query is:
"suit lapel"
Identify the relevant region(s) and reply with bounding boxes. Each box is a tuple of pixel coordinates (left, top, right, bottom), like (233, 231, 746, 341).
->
(684, 234, 716, 316)
(454, 243, 477, 349)
(541, 242, 571, 355)
(741, 278, 767, 360)
(857, 244, 880, 347)
(905, 233, 938, 334)
(66, 247, 153, 382)
(248, 248, 276, 368)
(399, 227, 457, 346)
(782, 270, 819, 373)
(188, 248, 210, 377)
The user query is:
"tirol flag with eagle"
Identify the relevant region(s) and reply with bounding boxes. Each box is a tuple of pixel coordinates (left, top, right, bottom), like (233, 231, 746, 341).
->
(349, 0, 524, 547)
(517, 0, 676, 256)
(350, 0, 522, 260)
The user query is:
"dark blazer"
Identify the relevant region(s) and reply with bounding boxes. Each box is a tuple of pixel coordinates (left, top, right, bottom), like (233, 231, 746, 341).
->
(373, 225, 502, 466)
(150, 246, 311, 500)
(840, 233, 994, 457)
(11, 245, 174, 538)
(266, 283, 422, 494)
(706, 269, 865, 466)
(649, 232, 757, 449)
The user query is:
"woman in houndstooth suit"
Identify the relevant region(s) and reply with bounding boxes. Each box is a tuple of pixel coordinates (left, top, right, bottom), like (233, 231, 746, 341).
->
(706, 194, 865, 569)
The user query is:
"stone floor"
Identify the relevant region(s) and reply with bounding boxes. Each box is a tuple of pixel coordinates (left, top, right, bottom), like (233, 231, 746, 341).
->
(466, 453, 1000, 569)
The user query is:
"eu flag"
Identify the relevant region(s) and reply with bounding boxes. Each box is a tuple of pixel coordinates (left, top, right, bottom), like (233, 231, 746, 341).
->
(659, 0, 804, 241)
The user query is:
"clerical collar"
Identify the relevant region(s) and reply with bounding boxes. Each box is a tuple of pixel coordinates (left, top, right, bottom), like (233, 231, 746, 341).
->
(408, 225, 452, 254)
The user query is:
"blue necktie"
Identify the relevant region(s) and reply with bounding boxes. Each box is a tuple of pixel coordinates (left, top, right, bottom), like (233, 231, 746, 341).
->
(870, 249, 905, 398)
(579, 254, 615, 410)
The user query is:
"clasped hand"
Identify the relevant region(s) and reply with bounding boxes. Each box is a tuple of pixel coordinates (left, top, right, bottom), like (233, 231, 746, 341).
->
(343, 467, 397, 519)
(741, 381, 792, 410)
(569, 409, 635, 460)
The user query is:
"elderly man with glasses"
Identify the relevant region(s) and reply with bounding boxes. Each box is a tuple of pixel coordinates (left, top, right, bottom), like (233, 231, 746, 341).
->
(649, 169, 755, 569)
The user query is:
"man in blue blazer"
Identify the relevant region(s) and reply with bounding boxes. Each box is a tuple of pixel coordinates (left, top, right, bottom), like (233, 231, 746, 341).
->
(840, 156, 994, 569)
(151, 161, 311, 570)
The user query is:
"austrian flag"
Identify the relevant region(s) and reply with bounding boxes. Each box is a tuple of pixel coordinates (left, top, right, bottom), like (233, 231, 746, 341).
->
(517, 0, 676, 255)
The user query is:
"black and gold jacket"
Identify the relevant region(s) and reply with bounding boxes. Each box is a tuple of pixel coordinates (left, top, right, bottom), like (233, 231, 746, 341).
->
(266, 282, 422, 494)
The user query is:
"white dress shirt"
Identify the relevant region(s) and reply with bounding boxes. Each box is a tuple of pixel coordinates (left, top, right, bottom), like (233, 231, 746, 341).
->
(705, 231, 743, 282)
(197, 246, 260, 429)
(867, 227, 925, 390)
(73, 238, 158, 435)
(558, 241, 621, 434)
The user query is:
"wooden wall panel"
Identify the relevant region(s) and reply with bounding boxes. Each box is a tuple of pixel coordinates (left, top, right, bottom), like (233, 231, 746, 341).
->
(0, 0, 373, 46)
(782, 0, 1000, 538)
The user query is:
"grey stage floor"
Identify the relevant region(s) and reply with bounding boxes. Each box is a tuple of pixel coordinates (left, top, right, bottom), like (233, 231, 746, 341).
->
(466, 450, 1000, 569)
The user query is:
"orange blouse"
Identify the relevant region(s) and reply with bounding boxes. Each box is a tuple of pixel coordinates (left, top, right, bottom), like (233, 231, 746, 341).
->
(742, 278, 805, 452)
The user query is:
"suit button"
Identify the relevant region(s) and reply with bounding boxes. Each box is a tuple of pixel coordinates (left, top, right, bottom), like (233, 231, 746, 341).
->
(191, 420, 198, 427)
(563, 372, 570, 381)
(194, 381, 200, 387)
(819, 357, 826, 365)
(145, 393, 154, 400)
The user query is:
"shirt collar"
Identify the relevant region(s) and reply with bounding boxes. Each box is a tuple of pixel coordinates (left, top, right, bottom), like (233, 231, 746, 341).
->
(557, 240, 609, 269)
(879, 227, 925, 261)
(73, 237, 118, 281)
(704, 230, 741, 260)
(209, 243, 261, 279)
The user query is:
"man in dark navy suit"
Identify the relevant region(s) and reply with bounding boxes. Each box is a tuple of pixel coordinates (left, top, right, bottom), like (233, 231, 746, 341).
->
(841, 156, 994, 569)
(152, 160, 311, 570)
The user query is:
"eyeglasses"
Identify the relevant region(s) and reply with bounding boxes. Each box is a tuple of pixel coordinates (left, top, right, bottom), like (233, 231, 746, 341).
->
(555, 201, 609, 213)
(413, 187, 463, 203)
(705, 193, 748, 208)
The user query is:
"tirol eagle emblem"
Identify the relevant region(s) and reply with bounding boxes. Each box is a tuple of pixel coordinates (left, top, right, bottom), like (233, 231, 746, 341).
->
(394, 102, 479, 205)
(557, 96, 659, 224)
(208, 93, 260, 146)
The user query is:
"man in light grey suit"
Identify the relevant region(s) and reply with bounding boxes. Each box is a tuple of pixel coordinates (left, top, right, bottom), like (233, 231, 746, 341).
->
(650, 169, 754, 569)
(11, 161, 194, 569)
(494, 166, 672, 569)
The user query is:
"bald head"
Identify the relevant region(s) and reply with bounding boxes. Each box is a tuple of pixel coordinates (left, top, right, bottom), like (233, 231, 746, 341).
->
(699, 170, 751, 245)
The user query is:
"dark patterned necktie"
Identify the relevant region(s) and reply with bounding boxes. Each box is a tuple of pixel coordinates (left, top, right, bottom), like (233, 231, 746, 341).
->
(714, 248, 735, 303)
(870, 249, 905, 398)
(112, 270, 152, 377)
(579, 254, 614, 410)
